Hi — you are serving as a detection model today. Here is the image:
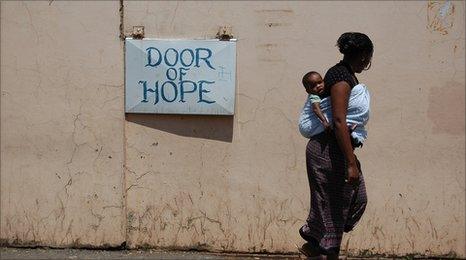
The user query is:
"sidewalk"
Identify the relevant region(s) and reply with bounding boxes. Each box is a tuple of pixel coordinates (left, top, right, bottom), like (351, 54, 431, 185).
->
(0, 247, 300, 260)
(1, 247, 429, 259)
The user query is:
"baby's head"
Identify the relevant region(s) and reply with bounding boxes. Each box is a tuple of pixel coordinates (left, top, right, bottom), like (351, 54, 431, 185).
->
(302, 71, 324, 95)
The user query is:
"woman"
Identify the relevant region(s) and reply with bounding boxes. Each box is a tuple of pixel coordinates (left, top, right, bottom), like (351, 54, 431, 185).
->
(299, 32, 374, 259)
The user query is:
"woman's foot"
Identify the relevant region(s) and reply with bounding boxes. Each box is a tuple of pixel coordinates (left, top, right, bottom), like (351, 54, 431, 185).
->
(295, 242, 322, 259)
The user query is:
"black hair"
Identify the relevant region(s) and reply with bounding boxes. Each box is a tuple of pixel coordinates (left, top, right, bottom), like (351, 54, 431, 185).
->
(337, 32, 373, 57)
(302, 71, 321, 88)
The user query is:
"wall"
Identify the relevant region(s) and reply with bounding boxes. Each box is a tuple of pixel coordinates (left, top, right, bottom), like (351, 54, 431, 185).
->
(1, 0, 465, 257)
(1, 1, 125, 247)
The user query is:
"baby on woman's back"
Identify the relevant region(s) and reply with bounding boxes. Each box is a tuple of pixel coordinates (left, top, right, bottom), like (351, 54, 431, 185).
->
(299, 71, 370, 147)
(301, 71, 331, 133)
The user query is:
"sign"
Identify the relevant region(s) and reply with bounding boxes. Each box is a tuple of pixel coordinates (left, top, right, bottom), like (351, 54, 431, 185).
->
(125, 39, 236, 115)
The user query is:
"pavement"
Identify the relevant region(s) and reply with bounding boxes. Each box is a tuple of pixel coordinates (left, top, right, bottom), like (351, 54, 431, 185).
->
(2, 247, 450, 260)
(0, 247, 301, 260)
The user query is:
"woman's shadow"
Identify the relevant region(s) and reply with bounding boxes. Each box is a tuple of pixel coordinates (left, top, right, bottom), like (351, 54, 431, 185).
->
(126, 114, 234, 142)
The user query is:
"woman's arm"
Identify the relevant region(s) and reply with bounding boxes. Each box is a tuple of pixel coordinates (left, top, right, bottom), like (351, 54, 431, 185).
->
(330, 81, 360, 185)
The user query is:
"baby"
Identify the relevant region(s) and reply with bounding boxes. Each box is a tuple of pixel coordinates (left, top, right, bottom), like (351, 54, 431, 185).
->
(299, 71, 367, 148)
(301, 71, 331, 132)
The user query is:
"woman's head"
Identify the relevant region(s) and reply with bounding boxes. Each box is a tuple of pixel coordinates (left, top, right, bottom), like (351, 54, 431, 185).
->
(337, 32, 373, 73)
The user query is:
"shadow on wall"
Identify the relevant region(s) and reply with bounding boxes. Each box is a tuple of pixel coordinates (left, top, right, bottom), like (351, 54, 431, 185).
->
(126, 114, 234, 142)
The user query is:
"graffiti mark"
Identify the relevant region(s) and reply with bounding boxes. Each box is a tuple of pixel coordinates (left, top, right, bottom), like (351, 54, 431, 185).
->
(217, 66, 232, 82)
(266, 22, 290, 28)
(427, 1, 455, 35)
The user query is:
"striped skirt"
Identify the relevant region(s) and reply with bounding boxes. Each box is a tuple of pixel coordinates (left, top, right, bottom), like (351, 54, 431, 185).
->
(299, 132, 367, 254)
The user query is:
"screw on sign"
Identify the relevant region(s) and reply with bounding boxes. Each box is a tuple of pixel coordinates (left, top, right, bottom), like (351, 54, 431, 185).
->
(132, 26, 144, 39)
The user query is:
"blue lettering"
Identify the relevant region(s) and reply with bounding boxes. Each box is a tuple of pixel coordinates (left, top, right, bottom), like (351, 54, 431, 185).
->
(145, 47, 162, 67)
(179, 67, 189, 81)
(166, 68, 177, 81)
(179, 80, 197, 103)
(164, 48, 179, 67)
(195, 48, 215, 70)
(180, 48, 195, 67)
(161, 81, 178, 102)
(198, 80, 215, 104)
(138, 80, 159, 105)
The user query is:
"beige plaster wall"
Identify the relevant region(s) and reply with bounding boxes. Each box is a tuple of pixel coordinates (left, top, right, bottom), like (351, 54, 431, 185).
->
(1, 1, 125, 247)
(1, 0, 465, 257)
(123, 1, 465, 256)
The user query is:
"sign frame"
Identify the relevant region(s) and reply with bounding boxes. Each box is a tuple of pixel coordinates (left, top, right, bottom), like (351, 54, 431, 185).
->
(125, 38, 237, 115)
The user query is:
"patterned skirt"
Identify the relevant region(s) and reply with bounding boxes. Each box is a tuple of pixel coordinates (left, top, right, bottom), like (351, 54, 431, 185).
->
(299, 132, 367, 254)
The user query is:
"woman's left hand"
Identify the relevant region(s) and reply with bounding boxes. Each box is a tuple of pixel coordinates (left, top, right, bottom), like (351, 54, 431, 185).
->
(345, 162, 360, 187)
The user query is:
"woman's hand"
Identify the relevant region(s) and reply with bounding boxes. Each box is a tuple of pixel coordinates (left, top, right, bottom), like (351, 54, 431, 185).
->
(345, 162, 360, 186)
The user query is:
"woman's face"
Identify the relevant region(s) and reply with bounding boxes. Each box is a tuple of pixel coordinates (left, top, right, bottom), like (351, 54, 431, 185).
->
(354, 51, 373, 73)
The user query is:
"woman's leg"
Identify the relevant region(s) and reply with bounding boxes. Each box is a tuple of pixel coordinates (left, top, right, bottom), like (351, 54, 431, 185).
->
(300, 134, 356, 258)
(299, 139, 324, 258)
(326, 254, 339, 260)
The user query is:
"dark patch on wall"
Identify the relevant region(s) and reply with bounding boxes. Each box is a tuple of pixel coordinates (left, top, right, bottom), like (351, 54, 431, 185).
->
(427, 81, 465, 135)
(266, 22, 290, 28)
(256, 43, 279, 48)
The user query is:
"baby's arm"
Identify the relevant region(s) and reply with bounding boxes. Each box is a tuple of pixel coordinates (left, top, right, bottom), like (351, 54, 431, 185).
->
(312, 102, 331, 130)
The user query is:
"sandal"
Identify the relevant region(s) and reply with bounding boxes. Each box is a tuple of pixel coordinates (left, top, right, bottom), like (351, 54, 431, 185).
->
(295, 243, 323, 259)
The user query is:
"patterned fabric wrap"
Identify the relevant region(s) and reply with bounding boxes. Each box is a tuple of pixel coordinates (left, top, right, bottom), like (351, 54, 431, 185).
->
(298, 83, 370, 144)
(300, 132, 367, 254)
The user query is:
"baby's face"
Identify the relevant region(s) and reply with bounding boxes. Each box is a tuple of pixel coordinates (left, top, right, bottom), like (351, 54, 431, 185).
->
(309, 74, 325, 95)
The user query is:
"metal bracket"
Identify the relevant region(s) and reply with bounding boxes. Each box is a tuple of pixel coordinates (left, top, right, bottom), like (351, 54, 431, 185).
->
(216, 26, 233, 41)
(132, 26, 145, 39)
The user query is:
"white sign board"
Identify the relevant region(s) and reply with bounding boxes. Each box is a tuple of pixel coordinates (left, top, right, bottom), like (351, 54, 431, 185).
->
(125, 39, 236, 115)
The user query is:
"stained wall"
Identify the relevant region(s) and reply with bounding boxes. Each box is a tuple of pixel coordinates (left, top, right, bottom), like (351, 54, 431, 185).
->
(1, 0, 465, 257)
(1, 1, 125, 247)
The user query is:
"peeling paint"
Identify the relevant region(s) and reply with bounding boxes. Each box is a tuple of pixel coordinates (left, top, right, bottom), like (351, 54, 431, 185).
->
(427, 1, 455, 35)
